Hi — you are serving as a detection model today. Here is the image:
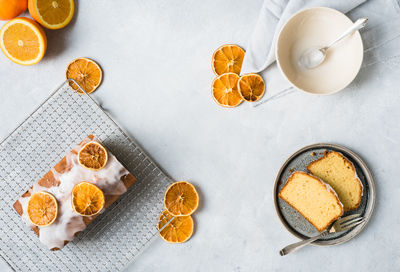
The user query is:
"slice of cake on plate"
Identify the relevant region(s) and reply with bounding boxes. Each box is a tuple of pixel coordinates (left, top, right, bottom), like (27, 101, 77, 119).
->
(307, 151, 363, 211)
(13, 135, 136, 250)
(279, 171, 344, 232)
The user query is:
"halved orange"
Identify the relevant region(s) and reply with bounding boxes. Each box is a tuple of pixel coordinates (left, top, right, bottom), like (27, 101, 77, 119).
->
(78, 141, 108, 171)
(0, 17, 47, 65)
(212, 44, 245, 76)
(164, 181, 199, 216)
(27, 191, 58, 227)
(71, 182, 105, 216)
(66, 58, 103, 94)
(28, 0, 75, 29)
(212, 72, 243, 108)
(158, 210, 194, 243)
(237, 73, 265, 102)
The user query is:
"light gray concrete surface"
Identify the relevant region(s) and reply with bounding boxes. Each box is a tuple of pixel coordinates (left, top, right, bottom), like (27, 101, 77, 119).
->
(1, 0, 400, 271)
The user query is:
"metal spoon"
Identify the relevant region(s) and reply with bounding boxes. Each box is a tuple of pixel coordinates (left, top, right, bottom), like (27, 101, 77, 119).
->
(298, 17, 368, 69)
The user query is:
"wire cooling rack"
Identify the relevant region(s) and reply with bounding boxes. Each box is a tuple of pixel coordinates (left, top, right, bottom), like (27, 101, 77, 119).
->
(0, 80, 173, 271)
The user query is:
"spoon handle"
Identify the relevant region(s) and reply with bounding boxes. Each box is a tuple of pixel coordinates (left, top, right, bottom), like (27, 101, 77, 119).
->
(326, 17, 368, 49)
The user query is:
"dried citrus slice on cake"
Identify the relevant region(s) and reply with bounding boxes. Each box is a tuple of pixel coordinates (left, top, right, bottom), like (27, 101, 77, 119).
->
(212, 72, 243, 108)
(212, 44, 245, 76)
(66, 58, 103, 94)
(71, 182, 105, 216)
(158, 210, 194, 243)
(78, 141, 108, 171)
(164, 181, 199, 216)
(237, 73, 265, 102)
(27, 191, 58, 227)
(0, 17, 47, 65)
(28, 0, 75, 29)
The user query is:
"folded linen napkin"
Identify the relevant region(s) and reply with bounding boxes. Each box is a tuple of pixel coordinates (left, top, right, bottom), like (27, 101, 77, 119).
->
(241, 0, 368, 106)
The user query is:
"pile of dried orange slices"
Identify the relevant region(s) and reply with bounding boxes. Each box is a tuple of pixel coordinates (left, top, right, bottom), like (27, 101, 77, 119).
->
(158, 181, 199, 243)
(211, 44, 266, 108)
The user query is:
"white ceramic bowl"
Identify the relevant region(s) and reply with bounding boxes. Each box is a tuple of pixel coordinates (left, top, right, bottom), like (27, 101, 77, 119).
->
(276, 7, 364, 95)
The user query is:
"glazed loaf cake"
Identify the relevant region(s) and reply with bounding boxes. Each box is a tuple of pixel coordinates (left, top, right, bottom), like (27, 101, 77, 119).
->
(307, 151, 363, 211)
(279, 171, 343, 232)
(13, 135, 136, 250)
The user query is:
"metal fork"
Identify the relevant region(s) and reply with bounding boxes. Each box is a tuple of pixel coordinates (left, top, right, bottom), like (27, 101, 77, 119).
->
(279, 214, 364, 256)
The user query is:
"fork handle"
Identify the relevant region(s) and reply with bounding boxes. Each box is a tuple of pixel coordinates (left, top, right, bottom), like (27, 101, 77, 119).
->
(279, 231, 327, 256)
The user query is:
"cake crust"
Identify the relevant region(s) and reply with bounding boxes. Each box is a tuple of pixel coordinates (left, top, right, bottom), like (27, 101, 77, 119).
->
(279, 171, 344, 232)
(307, 151, 363, 211)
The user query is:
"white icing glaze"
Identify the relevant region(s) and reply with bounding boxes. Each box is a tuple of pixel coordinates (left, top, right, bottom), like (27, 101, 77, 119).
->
(18, 137, 129, 249)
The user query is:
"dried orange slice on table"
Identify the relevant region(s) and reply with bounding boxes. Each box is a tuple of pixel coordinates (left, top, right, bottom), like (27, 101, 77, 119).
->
(28, 0, 75, 29)
(238, 73, 265, 102)
(78, 141, 108, 171)
(71, 182, 105, 216)
(164, 181, 199, 216)
(158, 210, 194, 243)
(66, 58, 103, 94)
(212, 72, 243, 108)
(0, 17, 47, 65)
(212, 44, 245, 75)
(27, 191, 58, 227)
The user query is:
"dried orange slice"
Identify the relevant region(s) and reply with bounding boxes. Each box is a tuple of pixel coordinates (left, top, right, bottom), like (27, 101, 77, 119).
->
(158, 210, 194, 243)
(237, 73, 265, 102)
(212, 44, 245, 76)
(66, 58, 103, 94)
(28, 0, 75, 29)
(0, 17, 47, 65)
(71, 182, 105, 216)
(212, 72, 243, 108)
(78, 141, 108, 171)
(164, 181, 199, 216)
(27, 191, 58, 227)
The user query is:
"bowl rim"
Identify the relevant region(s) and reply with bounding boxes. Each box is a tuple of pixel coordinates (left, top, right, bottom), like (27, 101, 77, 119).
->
(275, 6, 364, 95)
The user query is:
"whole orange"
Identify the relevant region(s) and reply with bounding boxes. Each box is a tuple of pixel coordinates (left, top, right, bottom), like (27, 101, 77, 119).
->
(0, 0, 28, 20)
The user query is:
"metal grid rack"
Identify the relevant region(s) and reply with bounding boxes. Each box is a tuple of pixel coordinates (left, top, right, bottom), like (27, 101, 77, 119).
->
(0, 80, 173, 271)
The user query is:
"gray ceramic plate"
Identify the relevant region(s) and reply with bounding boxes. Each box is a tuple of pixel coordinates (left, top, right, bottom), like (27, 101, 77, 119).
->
(274, 143, 375, 246)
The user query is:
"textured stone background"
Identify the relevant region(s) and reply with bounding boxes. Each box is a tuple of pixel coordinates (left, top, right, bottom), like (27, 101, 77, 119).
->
(1, 0, 399, 271)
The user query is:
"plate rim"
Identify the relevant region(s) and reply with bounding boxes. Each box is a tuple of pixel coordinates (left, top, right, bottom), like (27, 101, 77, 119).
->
(273, 143, 376, 246)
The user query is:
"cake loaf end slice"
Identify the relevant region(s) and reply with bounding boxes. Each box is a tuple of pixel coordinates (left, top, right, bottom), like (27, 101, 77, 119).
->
(279, 171, 344, 232)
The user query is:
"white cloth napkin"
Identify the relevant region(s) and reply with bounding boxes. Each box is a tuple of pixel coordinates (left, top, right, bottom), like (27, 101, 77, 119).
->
(241, 0, 368, 106)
